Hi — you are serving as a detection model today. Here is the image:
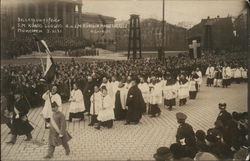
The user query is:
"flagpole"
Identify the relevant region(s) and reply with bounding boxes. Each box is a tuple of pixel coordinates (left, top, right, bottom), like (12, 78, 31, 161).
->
(36, 42, 45, 73)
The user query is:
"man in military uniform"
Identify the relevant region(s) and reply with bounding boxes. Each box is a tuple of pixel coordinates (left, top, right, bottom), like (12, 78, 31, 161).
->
(176, 112, 197, 158)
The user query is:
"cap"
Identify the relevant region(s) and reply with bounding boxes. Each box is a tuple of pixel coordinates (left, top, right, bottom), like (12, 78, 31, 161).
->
(176, 112, 187, 120)
(218, 103, 227, 110)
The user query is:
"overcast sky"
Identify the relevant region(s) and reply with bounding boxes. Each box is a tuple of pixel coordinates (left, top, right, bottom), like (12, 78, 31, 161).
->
(82, 0, 246, 25)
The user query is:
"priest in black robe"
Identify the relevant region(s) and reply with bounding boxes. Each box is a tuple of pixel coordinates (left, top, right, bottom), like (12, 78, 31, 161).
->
(83, 76, 95, 114)
(125, 77, 145, 125)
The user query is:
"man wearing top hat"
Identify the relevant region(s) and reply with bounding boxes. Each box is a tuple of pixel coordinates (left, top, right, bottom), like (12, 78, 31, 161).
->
(6, 89, 33, 144)
(176, 112, 196, 147)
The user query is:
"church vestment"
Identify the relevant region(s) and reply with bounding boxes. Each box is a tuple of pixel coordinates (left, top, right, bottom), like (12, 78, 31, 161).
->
(68, 89, 85, 121)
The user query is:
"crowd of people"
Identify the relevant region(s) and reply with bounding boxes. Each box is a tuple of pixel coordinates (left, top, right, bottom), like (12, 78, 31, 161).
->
(153, 104, 249, 161)
(1, 52, 248, 159)
(1, 36, 91, 59)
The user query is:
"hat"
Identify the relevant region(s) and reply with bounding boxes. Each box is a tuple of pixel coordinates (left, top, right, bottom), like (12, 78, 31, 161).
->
(195, 152, 219, 161)
(218, 103, 227, 110)
(176, 112, 187, 121)
(206, 134, 219, 143)
(153, 147, 172, 160)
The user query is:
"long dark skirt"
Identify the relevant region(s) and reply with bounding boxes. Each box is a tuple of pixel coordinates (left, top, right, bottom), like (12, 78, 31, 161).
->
(114, 108, 127, 120)
(101, 120, 113, 128)
(207, 78, 214, 85)
(189, 91, 197, 99)
(69, 112, 84, 120)
(12, 118, 34, 135)
(164, 99, 176, 106)
(148, 104, 161, 115)
(222, 79, 229, 87)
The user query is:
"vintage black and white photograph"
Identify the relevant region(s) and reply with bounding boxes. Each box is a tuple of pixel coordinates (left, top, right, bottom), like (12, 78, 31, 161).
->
(0, 0, 249, 160)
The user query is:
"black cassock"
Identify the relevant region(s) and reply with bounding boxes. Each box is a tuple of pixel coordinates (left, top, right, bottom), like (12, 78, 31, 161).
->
(114, 90, 127, 120)
(126, 85, 145, 123)
(12, 98, 34, 135)
(83, 81, 95, 112)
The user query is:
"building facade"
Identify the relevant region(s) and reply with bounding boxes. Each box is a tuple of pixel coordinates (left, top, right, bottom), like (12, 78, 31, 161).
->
(115, 18, 187, 51)
(234, 10, 248, 52)
(187, 16, 235, 52)
(81, 13, 116, 51)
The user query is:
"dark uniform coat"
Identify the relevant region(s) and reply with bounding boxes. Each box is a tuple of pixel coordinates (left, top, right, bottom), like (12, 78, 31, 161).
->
(176, 123, 196, 147)
(126, 85, 145, 123)
(49, 111, 72, 146)
(12, 98, 33, 135)
(216, 110, 232, 128)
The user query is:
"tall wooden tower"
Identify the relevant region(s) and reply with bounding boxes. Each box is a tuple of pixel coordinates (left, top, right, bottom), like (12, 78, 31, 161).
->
(128, 14, 142, 59)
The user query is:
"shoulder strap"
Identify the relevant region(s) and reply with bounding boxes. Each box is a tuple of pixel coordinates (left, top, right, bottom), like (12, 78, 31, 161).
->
(50, 114, 61, 134)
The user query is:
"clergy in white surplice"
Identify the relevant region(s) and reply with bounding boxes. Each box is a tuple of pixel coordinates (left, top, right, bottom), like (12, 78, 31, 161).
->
(68, 83, 85, 122)
(109, 76, 119, 106)
(114, 82, 128, 120)
(138, 76, 149, 114)
(96, 86, 115, 130)
(41, 86, 62, 128)
(89, 86, 102, 126)
(234, 66, 242, 84)
(195, 68, 202, 90)
(222, 65, 232, 88)
(178, 74, 189, 106)
(100, 77, 112, 96)
(163, 74, 177, 111)
(148, 77, 162, 117)
(205, 64, 215, 87)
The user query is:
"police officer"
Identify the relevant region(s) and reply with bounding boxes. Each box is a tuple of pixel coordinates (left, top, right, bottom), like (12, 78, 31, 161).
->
(176, 112, 196, 149)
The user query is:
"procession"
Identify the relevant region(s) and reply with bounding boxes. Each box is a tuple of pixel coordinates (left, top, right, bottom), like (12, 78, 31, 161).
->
(1, 0, 249, 161)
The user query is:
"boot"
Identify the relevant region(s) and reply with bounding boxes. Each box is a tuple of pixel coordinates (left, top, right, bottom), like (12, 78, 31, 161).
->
(25, 133, 32, 141)
(6, 135, 17, 144)
(95, 122, 101, 130)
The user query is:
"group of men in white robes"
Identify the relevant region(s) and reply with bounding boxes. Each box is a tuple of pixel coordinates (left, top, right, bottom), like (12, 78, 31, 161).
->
(205, 64, 248, 88)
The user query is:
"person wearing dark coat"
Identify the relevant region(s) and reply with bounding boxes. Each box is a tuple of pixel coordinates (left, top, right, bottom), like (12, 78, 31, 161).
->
(205, 134, 233, 159)
(6, 90, 33, 144)
(44, 102, 72, 159)
(195, 130, 210, 152)
(216, 102, 232, 128)
(125, 78, 145, 125)
(176, 113, 196, 148)
(83, 76, 95, 115)
(1, 95, 12, 134)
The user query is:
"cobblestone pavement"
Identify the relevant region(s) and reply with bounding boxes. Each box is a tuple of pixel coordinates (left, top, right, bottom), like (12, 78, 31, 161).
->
(1, 80, 247, 161)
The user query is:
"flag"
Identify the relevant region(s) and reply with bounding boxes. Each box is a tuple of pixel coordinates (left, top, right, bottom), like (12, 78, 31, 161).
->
(40, 55, 56, 84)
(188, 37, 201, 59)
(33, 35, 51, 55)
(33, 35, 56, 83)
